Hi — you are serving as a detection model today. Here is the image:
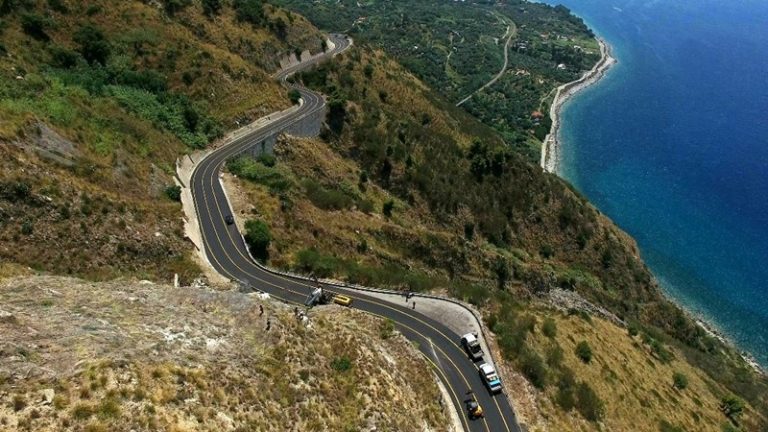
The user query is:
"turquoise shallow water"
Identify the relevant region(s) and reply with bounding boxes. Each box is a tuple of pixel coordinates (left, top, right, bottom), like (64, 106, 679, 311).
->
(543, 0, 768, 367)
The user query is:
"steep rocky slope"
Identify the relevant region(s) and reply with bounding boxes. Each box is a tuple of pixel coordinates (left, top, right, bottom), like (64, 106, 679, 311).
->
(0, 275, 447, 432)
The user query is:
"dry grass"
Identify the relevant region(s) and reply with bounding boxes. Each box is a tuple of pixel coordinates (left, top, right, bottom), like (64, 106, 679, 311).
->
(509, 308, 765, 432)
(0, 276, 447, 431)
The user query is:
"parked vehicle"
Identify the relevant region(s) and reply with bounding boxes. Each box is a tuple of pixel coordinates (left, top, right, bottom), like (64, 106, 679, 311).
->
(460, 332, 483, 361)
(478, 363, 502, 394)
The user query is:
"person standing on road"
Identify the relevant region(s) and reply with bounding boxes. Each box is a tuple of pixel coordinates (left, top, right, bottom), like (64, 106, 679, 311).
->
(412, 301, 416, 310)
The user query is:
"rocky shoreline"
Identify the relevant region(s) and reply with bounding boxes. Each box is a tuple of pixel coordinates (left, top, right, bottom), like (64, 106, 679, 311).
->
(540, 39, 617, 173)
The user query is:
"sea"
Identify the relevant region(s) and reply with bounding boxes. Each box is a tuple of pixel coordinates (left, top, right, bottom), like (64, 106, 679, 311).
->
(543, 0, 768, 368)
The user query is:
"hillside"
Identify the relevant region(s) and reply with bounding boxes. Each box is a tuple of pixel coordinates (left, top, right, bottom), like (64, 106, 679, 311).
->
(225, 42, 768, 430)
(0, 0, 326, 282)
(0, 274, 447, 431)
(273, 0, 600, 160)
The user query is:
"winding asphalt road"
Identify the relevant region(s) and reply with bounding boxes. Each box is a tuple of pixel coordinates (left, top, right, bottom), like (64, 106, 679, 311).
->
(189, 34, 520, 432)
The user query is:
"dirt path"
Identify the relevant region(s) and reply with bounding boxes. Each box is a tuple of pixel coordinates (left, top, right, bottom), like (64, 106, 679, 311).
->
(456, 16, 517, 107)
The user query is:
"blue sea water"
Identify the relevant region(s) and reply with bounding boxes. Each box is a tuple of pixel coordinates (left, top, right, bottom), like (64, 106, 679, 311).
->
(543, 0, 768, 367)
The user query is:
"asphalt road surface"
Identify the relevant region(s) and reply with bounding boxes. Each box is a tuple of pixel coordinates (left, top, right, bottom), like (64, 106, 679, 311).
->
(190, 33, 520, 432)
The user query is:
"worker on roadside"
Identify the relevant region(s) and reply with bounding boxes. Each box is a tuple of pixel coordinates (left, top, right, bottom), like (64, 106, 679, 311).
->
(259, 305, 264, 316)
(412, 301, 416, 310)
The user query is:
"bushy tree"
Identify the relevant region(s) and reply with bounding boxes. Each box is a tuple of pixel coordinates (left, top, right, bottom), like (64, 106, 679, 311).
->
(575, 382, 604, 421)
(672, 371, 688, 390)
(520, 349, 547, 388)
(720, 395, 745, 420)
(542, 317, 557, 338)
(575, 340, 592, 363)
(201, 0, 221, 17)
(74, 25, 110, 65)
(21, 13, 50, 42)
(288, 89, 301, 105)
(244, 219, 271, 261)
(163, 0, 192, 16)
(164, 185, 182, 202)
(382, 199, 394, 217)
(234, 0, 265, 25)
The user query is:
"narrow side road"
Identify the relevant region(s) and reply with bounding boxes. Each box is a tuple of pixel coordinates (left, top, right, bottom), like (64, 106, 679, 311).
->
(456, 16, 517, 107)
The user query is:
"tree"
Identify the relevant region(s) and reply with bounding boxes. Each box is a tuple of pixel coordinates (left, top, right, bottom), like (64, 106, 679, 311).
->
(164, 185, 182, 202)
(493, 257, 509, 289)
(74, 25, 111, 65)
(234, 0, 265, 25)
(542, 317, 557, 338)
(288, 89, 301, 105)
(575, 341, 592, 363)
(382, 200, 394, 217)
(201, 0, 222, 17)
(244, 219, 271, 261)
(720, 395, 744, 420)
(163, 0, 192, 16)
(575, 382, 604, 421)
(270, 17, 287, 40)
(21, 13, 50, 42)
(672, 372, 688, 390)
(520, 349, 547, 388)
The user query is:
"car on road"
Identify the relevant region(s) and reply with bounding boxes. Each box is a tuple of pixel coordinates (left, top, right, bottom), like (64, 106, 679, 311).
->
(224, 214, 234, 225)
(332, 294, 353, 307)
(460, 332, 483, 361)
(466, 399, 484, 419)
(478, 363, 502, 394)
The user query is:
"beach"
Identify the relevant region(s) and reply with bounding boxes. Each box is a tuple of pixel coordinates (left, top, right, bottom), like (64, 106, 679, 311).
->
(540, 39, 616, 173)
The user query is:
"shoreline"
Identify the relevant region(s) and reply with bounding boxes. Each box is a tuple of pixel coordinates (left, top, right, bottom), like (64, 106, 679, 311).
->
(536, 37, 766, 375)
(540, 38, 617, 173)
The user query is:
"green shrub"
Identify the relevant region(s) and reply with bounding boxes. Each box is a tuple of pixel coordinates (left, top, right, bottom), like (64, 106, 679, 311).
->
(21, 13, 50, 42)
(228, 156, 292, 192)
(555, 367, 576, 411)
(720, 395, 744, 420)
(379, 319, 395, 339)
(382, 199, 394, 217)
(288, 89, 301, 104)
(12, 394, 26, 411)
(575, 341, 592, 363)
(71, 403, 93, 420)
(201, 0, 222, 16)
(234, 0, 266, 25)
(20, 220, 33, 235)
(257, 152, 276, 167)
(164, 185, 181, 202)
(74, 25, 111, 65)
(575, 382, 604, 421)
(163, 0, 191, 16)
(542, 317, 557, 338)
(659, 420, 685, 432)
(304, 179, 353, 211)
(47, 0, 69, 13)
(49, 46, 81, 68)
(547, 345, 564, 368)
(519, 349, 547, 388)
(97, 398, 120, 418)
(672, 372, 688, 390)
(331, 356, 352, 372)
(244, 219, 271, 261)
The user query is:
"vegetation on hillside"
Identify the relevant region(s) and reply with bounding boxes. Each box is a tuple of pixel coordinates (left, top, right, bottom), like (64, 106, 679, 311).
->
(0, 0, 326, 281)
(224, 42, 767, 429)
(273, 0, 599, 160)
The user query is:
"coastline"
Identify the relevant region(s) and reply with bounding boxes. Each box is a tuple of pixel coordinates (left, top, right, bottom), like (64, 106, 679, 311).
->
(540, 38, 616, 173)
(536, 36, 766, 374)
